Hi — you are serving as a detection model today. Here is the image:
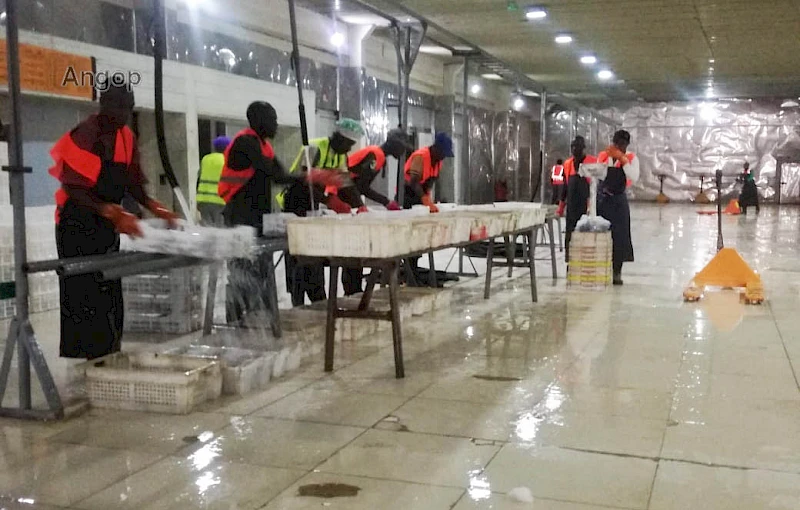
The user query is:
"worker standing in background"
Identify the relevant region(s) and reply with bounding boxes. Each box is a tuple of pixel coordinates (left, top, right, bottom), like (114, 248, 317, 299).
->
(597, 130, 640, 286)
(402, 132, 455, 212)
(337, 129, 412, 295)
(219, 101, 339, 322)
(282, 118, 364, 306)
(551, 158, 565, 204)
(196, 136, 230, 226)
(559, 136, 597, 263)
(738, 161, 760, 214)
(49, 83, 178, 359)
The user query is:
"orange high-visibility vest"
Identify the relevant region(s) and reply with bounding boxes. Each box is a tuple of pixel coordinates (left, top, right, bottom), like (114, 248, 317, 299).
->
(348, 146, 386, 179)
(218, 128, 275, 203)
(551, 164, 565, 184)
(563, 155, 598, 181)
(403, 147, 441, 186)
(598, 151, 635, 188)
(49, 125, 135, 224)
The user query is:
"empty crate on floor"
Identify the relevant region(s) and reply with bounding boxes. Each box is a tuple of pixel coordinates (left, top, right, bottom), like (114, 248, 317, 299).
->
(85, 352, 223, 414)
(567, 231, 612, 288)
(164, 345, 277, 395)
(123, 265, 207, 334)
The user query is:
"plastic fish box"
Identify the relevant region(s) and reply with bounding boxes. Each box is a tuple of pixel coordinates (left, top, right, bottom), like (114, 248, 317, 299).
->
(85, 352, 222, 414)
(164, 345, 272, 396)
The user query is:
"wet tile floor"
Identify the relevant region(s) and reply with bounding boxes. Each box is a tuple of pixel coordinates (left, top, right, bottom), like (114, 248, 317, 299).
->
(1, 204, 800, 509)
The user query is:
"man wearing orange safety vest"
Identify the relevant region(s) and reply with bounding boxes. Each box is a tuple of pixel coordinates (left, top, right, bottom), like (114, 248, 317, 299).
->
(597, 130, 639, 285)
(402, 132, 454, 212)
(218, 101, 338, 322)
(550, 159, 565, 204)
(336, 129, 413, 295)
(49, 83, 178, 359)
(558, 136, 597, 264)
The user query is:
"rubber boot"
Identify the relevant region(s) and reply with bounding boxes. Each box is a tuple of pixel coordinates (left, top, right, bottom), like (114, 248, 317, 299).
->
(613, 261, 623, 286)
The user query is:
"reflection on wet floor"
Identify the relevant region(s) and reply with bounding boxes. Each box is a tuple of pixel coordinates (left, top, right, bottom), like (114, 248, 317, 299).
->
(1, 204, 800, 509)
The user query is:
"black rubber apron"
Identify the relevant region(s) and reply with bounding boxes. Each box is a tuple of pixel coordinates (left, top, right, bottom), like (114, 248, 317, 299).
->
(597, 166, 634, 268)
(56, 157, 128, 359)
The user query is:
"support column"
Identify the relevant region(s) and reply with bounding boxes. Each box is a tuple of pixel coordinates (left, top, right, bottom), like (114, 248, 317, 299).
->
(184, 67, 200, 214)
(462, 57, 470, 205)
(538, 90, 547, 203)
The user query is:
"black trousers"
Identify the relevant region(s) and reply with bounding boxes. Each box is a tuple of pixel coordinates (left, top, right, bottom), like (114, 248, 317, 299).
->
(56, 211, 123, 360)
(285, 255, 327, 307)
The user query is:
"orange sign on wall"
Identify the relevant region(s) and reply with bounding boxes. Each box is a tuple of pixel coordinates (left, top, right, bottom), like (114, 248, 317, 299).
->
(0, 40, 95, 100)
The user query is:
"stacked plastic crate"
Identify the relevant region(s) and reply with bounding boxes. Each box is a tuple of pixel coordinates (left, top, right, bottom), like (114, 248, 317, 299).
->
(0, 206, 60, 320)
(567, 231, 613, 288)
(123, 265, 207, 334)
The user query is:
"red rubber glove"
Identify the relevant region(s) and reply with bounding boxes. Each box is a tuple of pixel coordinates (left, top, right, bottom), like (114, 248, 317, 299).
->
(101, 204, 143, 237)
(386, 200, 401, 211)
(308, 169, 343, 189)
(146, 198, 179, 228)
(421, 194, 439, 213)
(324, 194, 353, 214)
(357, 205, 369, 214)
(556, 201, 566, 217)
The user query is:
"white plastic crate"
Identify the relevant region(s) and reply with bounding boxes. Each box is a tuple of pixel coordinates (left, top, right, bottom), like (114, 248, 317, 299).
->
(121, 219, 256, 260)
(263, 213, 298, 237)
(163, 345, 272, 396)
(567, 231, 612, 289)
(85, 352, 222, 414)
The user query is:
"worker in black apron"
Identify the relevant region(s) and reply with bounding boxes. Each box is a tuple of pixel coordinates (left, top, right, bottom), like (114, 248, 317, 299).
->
(597, 130, 640, 285)
(49, 84, 178, 359)
(562, 136, 597, 264)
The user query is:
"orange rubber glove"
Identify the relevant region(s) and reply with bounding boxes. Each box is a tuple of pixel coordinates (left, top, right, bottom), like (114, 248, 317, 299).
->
(357, 205, 369, 214)
(421, 193, 439, 213)
(605, 145, 629, 166)
(556, 201, 566, 217)
(386, 200, 402, 211)
(146, 198, 179, 228)
(325, 194, 353, 214)
(308, 169, 343, 189)
(101, 204, 143, 237)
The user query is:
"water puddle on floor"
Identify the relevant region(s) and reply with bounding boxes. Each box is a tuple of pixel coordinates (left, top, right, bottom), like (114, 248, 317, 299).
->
(298, 483, 361, 498)
(472, 375, 522, 382)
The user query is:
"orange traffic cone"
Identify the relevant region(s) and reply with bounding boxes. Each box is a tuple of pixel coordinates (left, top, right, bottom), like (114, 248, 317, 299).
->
(724, 199, 741, 215)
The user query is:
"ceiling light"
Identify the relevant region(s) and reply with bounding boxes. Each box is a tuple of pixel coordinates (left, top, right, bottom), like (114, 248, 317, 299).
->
(781, 100, 800, 108)
(481, 73, 503, 80)
(330, 32, 345, 48)
(522, 89, 539, 97)
(597, 69, 614, 80)
(555, 34, 573, 44)
(525, 7, 547, 19)
(513, 97, 525, 109)
(334, 0, 341, 10)
(471, 84, 482, 94)
(708, 58, 715, 63)
(705, 87, 715, 99)
(580, 55, 597, 65)
(708, 66, 714, 72)
(419, 45, 453, 56)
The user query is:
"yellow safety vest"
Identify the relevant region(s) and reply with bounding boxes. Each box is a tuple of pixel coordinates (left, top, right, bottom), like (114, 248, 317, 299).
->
(276, 137, 347, 209)
(196, 152, 226, 205)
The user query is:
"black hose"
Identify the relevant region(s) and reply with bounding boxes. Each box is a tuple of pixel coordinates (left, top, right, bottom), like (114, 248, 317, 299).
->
(716, 169, 724, 251)
(152, 0, 179, 191)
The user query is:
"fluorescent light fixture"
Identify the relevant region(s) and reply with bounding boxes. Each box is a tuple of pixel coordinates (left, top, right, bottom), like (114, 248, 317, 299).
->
(781, 100, 800, 108)
(597, 69, 614, 80)
(522, 89, 539, 97)
(471, 84, 482, 94)
(419, 45, 453, 56)
(481, 73, 503, 80)
(334, 0, 341, 10)
(555, 34, 573, 44)
(330, 32, 345, 48)
(525, 7, 547, 19)
(340, 14, 391, 26)
(708, 58, 715, 63)
(513, 97, 525, 109)
(580, 55, 597, 65)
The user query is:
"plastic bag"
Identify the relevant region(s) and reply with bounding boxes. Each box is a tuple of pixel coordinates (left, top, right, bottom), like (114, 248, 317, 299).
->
(576, 214, 611, 232)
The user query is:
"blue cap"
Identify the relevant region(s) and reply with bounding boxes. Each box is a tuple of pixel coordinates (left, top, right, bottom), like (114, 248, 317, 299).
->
(434, 132, 454, 157)
(213, 136, 231, 152)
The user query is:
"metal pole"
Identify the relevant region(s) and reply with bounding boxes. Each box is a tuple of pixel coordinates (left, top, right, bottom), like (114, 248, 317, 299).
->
(394, 27, 409, 208)
(462, 56, 470, 205)
(287, 0, 315, 211)
(538, 90, 547, 203)
(4, 0, 30, 409)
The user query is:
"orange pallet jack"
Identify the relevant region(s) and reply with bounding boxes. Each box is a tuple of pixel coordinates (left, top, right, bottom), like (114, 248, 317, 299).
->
(684, 170, 764, 304)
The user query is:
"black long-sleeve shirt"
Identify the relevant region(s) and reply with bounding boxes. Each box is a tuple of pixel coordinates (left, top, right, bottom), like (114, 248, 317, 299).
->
(223, 133, 303, 229)
(346, 152, 390, 206)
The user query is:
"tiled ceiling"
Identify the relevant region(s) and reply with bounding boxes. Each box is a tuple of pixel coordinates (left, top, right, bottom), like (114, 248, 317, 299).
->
(302, 0, 800, 103)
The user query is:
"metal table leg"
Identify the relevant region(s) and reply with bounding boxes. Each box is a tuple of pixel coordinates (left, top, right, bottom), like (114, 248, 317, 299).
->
(203, 263, 219, 335)
(484, 238, 495, 299)
(263, 254, 282, 338)
(387, 261, 405, 378)
(504, 235, 514, 277)
(547, 219, 558, 279)
(427, 252, 437, 287)
(557, 217, 564, 252)
(528, 228, 538, 303)
(324, 264, 340, 372)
